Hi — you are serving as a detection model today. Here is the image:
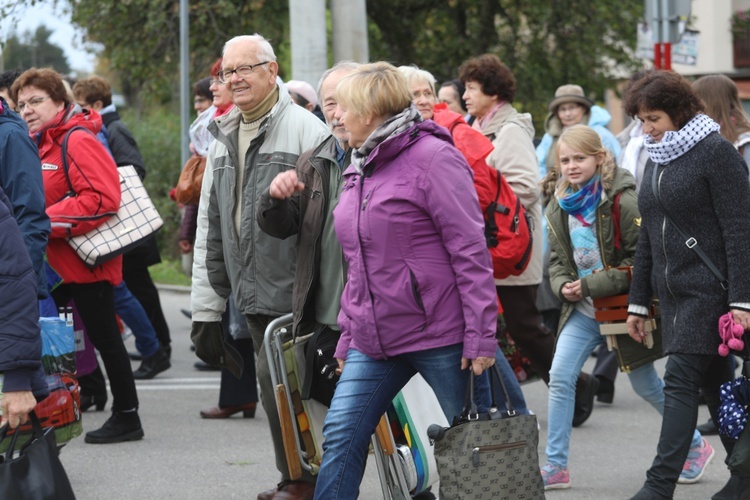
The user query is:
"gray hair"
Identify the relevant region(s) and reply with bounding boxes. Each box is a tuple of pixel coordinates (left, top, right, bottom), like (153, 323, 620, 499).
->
(317, 61, 361, 101)
(397, 65, 436, 94)
(223, 34, 277, 64)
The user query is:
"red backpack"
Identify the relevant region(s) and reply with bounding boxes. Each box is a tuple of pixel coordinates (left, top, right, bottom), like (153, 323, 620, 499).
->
(483, 165, 534, 279)
(444, 117, 533, 279)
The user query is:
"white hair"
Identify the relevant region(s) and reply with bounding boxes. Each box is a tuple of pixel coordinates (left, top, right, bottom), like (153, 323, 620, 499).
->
(223, 34, 277, 63)
(397, 65, 436, 94)
(317, 61, 361, 101)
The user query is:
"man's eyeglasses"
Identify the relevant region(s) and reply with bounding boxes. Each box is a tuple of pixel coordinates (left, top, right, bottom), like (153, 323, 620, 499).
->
(217, 61, 270, 84)
(17, 96, 50, 113)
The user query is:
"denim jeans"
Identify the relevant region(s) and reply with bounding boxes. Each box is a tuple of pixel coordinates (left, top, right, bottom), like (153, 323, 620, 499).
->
(113, 281, 160, 357)
(491, 346, 529, 415)
(545, 309, 701, 468)
(314, 343, 493, 499)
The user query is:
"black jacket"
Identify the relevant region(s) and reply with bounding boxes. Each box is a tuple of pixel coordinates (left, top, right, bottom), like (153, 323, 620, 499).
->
(629, 132, 750, 355)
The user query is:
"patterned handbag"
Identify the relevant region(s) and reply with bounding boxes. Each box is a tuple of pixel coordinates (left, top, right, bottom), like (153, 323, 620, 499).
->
(430, 366, 545, 500)
(61, 127, 163, 268)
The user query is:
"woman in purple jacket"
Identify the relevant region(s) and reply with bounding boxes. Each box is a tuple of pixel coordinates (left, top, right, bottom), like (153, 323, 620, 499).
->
(314, 62, 499, 499)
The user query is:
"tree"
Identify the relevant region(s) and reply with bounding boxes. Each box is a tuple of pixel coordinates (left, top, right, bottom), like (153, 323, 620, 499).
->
(3, 25, 71, 75)
(367, 0, 644, 131)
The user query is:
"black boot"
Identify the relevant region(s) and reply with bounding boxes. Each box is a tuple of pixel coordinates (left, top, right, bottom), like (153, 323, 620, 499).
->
(80, 393, 108, 412)
(132, 346, 171, 379)
(573, 373, 600, 427)
(712, 474, 750, 500)
(84, 411, 144, 444)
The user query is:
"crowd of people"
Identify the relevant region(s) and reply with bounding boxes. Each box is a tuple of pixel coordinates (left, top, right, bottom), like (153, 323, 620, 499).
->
(0, 30, 749, 500)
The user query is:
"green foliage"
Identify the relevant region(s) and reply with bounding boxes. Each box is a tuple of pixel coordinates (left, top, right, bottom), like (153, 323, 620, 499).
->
(367, 0, 644, 134)
(3, 25, 71, 75)
(149, 259, 191, 286)
(119, 106, 182, 261)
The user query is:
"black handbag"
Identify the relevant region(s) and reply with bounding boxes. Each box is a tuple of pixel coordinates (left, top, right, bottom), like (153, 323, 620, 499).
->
(429, 365, 545, 500)
(0, 411, 76, 500)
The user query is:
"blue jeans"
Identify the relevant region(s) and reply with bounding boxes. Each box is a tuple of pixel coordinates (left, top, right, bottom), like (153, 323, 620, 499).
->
(491, 346, 529, 415)
(545, 309, 701, 468)
(113, 281, 159, 357)
(314, 343, 492, 499)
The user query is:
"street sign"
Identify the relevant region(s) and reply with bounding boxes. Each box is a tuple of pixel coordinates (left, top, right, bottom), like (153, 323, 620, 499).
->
(672, 29, 699, 65)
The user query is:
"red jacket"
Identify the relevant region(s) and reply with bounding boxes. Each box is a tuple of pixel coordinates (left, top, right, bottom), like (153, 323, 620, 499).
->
(34, 106, 122, 285)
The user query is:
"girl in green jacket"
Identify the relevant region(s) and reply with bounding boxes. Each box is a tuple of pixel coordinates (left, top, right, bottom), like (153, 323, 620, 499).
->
(540, 125, 708, 490)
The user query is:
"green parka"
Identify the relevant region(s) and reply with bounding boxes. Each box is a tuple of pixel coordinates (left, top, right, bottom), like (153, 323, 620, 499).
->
(545, 167, 640, 333)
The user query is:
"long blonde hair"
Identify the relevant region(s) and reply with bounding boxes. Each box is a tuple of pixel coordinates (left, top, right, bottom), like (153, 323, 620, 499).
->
(543, 125, 615, 199)
(693, 74, 750, 144)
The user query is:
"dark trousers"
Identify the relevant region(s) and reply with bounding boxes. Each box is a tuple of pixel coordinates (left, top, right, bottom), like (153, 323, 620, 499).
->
(123, 255, 171, 348)
(644, 352, 734, 497)
(52, 282, 138, 411)
(497, 284, 555, 384)
(218, 306, 258, 407)
(592, 345, 619, 383)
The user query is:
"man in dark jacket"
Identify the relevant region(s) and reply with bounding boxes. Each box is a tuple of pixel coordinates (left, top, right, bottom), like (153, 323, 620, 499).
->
(73, 77, 172, 377)
(0, 184, 48, 429)
(256, 60, 358, 500)
(0, 97, 50, 297)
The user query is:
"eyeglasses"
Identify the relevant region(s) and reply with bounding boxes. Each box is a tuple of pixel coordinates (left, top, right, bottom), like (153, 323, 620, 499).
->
(217, 61, 270, 84)
(17, 96, 50, 113)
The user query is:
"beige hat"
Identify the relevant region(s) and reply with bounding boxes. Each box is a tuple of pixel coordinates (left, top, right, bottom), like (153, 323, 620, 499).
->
(548, 84, 593, 113)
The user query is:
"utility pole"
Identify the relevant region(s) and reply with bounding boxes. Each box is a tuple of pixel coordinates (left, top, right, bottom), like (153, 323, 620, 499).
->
(179, 0, 190, 167)
(331, 0, 369, 63)
(647, 0, 691, 70)
(289, 0, 327, 85)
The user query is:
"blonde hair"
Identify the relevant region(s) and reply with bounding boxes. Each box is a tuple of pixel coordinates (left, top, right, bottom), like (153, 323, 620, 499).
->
(549, 124, 615, 197)
(335, 62, 412, 120)
(693, 74, 750, 144)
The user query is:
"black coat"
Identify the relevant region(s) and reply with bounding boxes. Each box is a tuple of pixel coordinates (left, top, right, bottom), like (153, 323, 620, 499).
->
(629, 132, 750, 355)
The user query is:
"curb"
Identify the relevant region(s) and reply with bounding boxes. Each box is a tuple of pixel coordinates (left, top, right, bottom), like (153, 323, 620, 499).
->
(155, 283, 191, 294)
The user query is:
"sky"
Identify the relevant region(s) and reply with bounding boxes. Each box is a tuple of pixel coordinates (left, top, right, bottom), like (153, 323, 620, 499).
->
(1, 0, 96, 73)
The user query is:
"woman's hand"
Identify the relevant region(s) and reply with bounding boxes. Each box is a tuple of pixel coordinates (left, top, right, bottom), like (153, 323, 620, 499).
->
(562, 280, 583, 302)
(731, 309, 750, 331)
(627, 314, 647, 343)
(1, 390, 36, 429)
(335, 358, 345, 376)
(269, 170, 305, 200)
(461, 356, 495, 376)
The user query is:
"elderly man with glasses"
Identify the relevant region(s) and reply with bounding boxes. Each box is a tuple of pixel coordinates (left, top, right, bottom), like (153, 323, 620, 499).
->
(190, 34, 328, 500)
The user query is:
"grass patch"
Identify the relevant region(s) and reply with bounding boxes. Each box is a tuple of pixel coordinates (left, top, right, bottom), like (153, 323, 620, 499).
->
(150, 259, 191, 287)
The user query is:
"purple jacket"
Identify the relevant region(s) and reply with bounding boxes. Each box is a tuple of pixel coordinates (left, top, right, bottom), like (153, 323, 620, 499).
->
(333, 120, 497, 361)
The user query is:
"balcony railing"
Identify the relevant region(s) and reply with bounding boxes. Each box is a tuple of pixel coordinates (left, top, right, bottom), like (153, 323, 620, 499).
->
(735, 30, 750, 67)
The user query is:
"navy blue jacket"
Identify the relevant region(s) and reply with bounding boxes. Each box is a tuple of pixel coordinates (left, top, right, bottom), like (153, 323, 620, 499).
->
(0, 183, 47, 396)
(0, 99, 50, 297)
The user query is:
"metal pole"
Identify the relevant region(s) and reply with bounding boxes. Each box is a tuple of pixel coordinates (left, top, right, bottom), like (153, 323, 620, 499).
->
(660, 0, 671, 70)
(179, 0, 190, 167)
(331, 0, 369, 63)
(651, 0, 662, 69)
(289, 0, 327, 84)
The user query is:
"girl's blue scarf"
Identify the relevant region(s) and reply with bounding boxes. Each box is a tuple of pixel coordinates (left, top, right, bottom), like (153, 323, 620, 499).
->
(557, 175, 602, 226)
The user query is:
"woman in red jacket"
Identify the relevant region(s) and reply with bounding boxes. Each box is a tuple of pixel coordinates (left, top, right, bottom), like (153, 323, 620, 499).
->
(12, 68, 143, 444)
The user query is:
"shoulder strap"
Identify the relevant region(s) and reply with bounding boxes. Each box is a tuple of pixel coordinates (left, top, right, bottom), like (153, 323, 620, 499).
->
(651, 165, 728, 290)
(60, 126, 96, 196)
(612, 192, 622, 250)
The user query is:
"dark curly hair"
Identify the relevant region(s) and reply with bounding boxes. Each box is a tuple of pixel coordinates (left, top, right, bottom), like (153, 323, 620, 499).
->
(458, 54, 516, 103)
(623, 70, 704, 129)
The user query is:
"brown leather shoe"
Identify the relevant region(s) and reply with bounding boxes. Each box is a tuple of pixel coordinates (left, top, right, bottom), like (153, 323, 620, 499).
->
(200, 402, 256, 419)
(257, 480, 315, 500)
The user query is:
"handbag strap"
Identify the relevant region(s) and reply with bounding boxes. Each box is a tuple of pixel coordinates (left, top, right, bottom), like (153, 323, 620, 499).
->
(0, 411, 44, 457)
(651, 165, 728, 290)
(60, 126, 98, 197)
(459, 364, 517, 421)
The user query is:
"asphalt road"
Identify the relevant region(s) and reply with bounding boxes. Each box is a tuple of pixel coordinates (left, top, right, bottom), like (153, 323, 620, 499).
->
(59, 287, 733, 500)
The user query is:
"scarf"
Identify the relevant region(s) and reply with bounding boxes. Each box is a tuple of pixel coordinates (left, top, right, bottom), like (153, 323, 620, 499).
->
(644, 114, 720, 164)
(240, 85, 279, 123)
(557, 174, 602, 226)
(475, 101, 506, 132)
(350, 105, 422, 174)
(621, 120, 645, 180)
